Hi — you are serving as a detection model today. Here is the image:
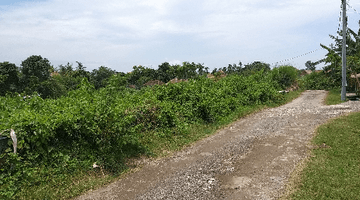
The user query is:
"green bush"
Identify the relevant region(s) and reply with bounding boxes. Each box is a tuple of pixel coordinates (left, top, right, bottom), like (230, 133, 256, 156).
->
(269, 65, 298, 90)
(0, 71, 286, 199)
(299, 71, 337, 90)
(0, 62, 19, 95)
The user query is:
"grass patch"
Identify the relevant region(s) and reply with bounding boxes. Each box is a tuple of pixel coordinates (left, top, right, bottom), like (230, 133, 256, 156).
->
(324, 88, 360, 105)
(17, 170, 118, 200)
(324, 88, 343, 105)
(290, 112, 360, 200)
(15, 90, 304, 199)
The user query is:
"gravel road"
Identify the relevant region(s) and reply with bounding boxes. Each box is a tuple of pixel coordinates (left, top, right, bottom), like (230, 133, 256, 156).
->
(76, 90, 360, 200)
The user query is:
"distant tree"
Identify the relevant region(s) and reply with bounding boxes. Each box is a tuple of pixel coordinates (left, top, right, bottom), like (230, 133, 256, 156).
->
(90, 66, 116, 89)
(196, 63, 209, 76)
(36, 78, 67, 99)
(55, 63, 81, 91)
(211, 68, 218, 74)
(216, 62, 243, 75)
(106, 72, 129, 91)
(20, 55, 53, 94)
(72, 61, 90, 80)
(0, 62, 19, 95)
(21, 55, 52, 83)
(270, 65, 298, 90)
(305, 60, 316, 71)
(157, 62, 174, 83)
(244, 61, 270, 71)
(58, 62, 75, 76)
(176, 62, 201, 80)
(128, 65, 157, 88)
(242, 61, 270, 76)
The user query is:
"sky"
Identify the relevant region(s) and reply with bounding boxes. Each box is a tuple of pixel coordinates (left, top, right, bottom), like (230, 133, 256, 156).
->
(1, 0, 360, 72)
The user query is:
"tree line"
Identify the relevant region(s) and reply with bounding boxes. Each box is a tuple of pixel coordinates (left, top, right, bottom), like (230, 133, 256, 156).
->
(0, 55, 274, 99)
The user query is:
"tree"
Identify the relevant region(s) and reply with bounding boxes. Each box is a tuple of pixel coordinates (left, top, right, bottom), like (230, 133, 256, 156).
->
(20, 55, 53, 94)
(176, 62, 202, 80)
(72, 61, 90, 80)
(90, 66, 116, 89)
(242, 61, 270, 76)
(128, 65, 158, 87)
(325, 23, 360, 57)
(319, 21, 360, 88)
(55, 63, 77, 92)
(244, 61, 270, 71)
(305, 61, 316, 71)
(221, 62, 243, 75)
(157, 62, 174, 83)
(0, 62, 19, 95)
(21, 55, 52, 83)
(58, 62, 74, 76)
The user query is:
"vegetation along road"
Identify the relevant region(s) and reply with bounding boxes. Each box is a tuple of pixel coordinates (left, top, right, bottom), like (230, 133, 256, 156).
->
(76, 90, 360, 200)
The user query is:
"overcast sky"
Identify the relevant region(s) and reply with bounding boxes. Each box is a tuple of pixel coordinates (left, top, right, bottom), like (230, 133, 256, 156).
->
(1, 0, 360, 72)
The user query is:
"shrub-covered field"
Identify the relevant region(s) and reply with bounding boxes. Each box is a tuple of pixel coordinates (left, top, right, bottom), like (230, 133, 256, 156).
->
(0, 67, 299, 199)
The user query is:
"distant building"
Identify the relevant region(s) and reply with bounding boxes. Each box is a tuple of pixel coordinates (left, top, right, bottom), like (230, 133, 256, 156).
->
(300, 70, 322, 76)
(207, 70, 226, 80)
(144, 80, 165, 86)
(166, 78, 188, 85)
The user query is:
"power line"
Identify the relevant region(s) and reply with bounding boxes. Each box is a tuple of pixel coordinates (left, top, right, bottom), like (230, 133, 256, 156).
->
(337, 2, 343, 38)
(346, 0, 360, 15)
(271, 49, 321, 66)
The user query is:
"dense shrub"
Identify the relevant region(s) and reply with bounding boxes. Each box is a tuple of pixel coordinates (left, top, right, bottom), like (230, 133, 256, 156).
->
(0, 62, 19, 95)
(269, 65, 298, 90)
(0, 70, 287, 199)
(299, 71, 339, 90)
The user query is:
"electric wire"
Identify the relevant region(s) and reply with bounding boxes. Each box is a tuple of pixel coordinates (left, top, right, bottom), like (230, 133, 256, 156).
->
(271, 49, 321, 66)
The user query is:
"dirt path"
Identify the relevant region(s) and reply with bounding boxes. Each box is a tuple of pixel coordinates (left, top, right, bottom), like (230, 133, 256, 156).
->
(76, 90, 360, 200)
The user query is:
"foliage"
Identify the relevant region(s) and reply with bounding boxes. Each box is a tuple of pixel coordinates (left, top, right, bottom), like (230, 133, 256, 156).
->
(72, 61, 90, 80)
(301, 43, 356, 91)
(175, 62, 208, 80)
(127, 65, 157, 88)
(242, 61, 271, 76)
(305, 60, 316, 71)
(299, 71, 334, 90)
(128, 62, 209, 88)
(0, 69, 289, 199)
(0, 62, 19, 95)
(212, 62, 243, 75)
(157, 62, 173, 83)
(325, 23, 360, 57)
(269, 65, 298, 90)
(312, 22, 360, 91)
(90, 66, 116, 89)
(213, 61, 270, 77)
(36, 78, 67, 99)
(20, 55, 52, 88)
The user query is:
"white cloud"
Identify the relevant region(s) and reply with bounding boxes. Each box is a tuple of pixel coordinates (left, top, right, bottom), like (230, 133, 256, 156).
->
(0, 0, 345, 71)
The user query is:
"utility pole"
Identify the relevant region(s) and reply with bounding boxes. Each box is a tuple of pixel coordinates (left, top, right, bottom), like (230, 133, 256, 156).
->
(341, 0, 347, 101)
